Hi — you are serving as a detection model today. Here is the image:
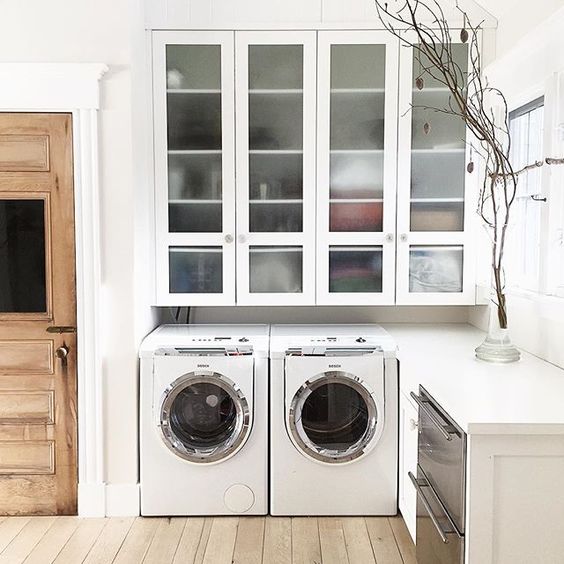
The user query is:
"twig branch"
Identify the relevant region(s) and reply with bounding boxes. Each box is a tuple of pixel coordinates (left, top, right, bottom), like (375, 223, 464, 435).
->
(489, 157, 564, 179)
(375, 0, 514, 328)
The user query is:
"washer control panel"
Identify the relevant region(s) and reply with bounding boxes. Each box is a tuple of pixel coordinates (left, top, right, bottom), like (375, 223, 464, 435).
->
(182, 336, 249, 343)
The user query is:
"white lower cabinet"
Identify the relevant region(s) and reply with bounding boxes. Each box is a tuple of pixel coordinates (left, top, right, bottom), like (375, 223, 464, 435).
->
(398, 390, 418, 543)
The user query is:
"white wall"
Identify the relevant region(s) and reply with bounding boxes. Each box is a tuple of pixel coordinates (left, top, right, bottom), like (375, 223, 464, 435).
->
(189, 306, 469, 325)
(478, 0, 564, 58)
(470, 6, 564, 370)
(145, 0, 496, 29)
(0, 0, 139, 490)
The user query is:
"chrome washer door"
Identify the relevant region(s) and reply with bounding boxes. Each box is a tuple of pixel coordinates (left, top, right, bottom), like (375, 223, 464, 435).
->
(288, 371, 382, 464)
(159, 372, 251, 464)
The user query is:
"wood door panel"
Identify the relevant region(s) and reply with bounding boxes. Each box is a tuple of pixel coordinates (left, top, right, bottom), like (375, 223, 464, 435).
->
(0, 441, 54, 474)
(0, 113, 77, 515)
(0, 476, 57, 515)
(0, 135, 50, 172)
(0, 391, 54, 423)
(0, 179, 52, 191)
(0, 424, 54, 441)
(0, 342, 53, 374)
(0, 373, 54, 391)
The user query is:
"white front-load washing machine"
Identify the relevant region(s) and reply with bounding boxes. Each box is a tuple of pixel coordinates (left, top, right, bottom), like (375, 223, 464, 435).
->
(270, 324, 398, 516)
(139, 324, 268, 516)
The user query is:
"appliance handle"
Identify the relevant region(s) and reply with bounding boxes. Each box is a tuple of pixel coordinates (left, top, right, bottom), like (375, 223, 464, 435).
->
(410, 392, 458, 441)
(408, 471, 450, 544)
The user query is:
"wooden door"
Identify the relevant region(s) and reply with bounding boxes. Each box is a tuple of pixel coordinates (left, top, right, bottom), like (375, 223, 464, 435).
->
(0, 113, 77, 515)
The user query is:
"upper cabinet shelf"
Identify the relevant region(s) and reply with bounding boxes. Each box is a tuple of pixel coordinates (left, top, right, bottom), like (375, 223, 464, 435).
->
(151, 29, 476, 306)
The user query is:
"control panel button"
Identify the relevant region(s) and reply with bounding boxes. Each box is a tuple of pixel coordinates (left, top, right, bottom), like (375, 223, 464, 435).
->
(356, 337, 366, 343)
(239, 337, 249, 342)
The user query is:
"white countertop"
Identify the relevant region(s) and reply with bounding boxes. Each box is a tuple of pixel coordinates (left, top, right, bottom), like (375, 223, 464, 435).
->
(383, 323, 564, 435)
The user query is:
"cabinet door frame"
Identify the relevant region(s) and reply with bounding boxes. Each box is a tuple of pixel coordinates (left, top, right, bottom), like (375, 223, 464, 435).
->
(235, 30, 317, 306)
(399, 390, 419, 543)
(316, 30, 399, 305)
(153, 30, 236, 306)
(396, 31, 478, 305)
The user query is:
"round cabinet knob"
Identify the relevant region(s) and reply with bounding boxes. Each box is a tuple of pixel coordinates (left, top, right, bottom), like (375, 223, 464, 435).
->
(224, 234, 234, 244)
(238, 234, 248, 244)
(409, 418, 418, 431)
(400, 233, 408, 243)
(385, 233, 394, 243)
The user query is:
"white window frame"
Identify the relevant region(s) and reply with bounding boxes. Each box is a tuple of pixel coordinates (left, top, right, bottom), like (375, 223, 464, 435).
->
(547, 71, 564, 298)
(507, 96, 545, 293)
(503, 72, 564, 302)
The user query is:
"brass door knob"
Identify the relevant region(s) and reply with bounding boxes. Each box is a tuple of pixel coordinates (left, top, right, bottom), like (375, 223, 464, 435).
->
(56, 345, 70, 360)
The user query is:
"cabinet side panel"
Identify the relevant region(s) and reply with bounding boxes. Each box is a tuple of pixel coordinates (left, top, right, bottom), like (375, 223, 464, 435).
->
(467, 434, 564, 564)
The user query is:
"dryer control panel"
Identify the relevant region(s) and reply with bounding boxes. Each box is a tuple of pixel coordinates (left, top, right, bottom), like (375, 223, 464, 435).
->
(286, 346, 382, 357)
(270, 325, 397, 361)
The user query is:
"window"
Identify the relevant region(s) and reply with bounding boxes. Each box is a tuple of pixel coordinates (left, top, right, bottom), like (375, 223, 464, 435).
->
(507, 97, 545, 292)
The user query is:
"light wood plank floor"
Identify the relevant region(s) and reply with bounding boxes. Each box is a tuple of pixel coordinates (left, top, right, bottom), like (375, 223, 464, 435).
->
(0, 515, 415, 564)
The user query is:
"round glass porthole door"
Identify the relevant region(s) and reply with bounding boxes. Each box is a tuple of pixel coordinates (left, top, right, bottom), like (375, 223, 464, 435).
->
(159, 372, 251, 464)
(288, 372, 381, 464)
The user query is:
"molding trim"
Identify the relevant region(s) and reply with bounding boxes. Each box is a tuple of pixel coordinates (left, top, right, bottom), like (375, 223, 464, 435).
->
(105, 484, 141, 517)
(0, 62, 109, 517)
(0, 63, 107, 110)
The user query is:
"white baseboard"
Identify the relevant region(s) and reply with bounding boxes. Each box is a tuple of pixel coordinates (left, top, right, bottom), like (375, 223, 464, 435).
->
(105, 483, 140, 517)
(78, 483, 106, 517)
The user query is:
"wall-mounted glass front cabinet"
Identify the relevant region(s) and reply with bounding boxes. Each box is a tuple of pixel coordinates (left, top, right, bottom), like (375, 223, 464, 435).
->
(153, 31, 236, 305)
(316, 31, 399, 305)
(235, 31, 317, 305)
(152, 30, 476, 306)
(396, 39, 475, 304)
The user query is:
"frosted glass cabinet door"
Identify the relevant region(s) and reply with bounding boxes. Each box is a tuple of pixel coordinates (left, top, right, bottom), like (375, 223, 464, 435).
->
(396, 38, 474, 304)
(153, 31, 236, 305)
(317, 32, 399, 305)
(236, 31, 316, 305)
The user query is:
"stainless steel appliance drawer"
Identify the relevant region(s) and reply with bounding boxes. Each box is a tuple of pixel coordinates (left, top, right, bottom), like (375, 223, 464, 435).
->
(410, 465, 464, 564)
(411, 386, 466, 533)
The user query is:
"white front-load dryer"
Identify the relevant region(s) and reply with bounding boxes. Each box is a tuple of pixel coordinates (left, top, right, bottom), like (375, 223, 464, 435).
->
(139, 324, 268, 516)
(270, 324, 398, 516)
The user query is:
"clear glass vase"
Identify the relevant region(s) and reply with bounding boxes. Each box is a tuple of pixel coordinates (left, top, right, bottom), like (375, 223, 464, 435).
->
(475, 304, 520, 363)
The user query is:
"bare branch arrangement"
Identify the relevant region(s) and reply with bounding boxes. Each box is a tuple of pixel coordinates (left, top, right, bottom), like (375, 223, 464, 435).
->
(375, 0, 563, 332)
